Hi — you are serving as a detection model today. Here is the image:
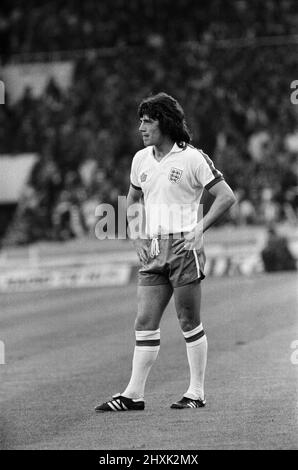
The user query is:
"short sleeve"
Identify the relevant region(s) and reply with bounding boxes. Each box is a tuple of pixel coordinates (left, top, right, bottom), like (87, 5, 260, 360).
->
(194, 150, 224, 190)
(130, 155, 142, 190)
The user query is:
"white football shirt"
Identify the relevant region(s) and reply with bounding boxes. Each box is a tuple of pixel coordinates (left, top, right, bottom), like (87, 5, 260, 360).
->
(130, 143, 223, 237)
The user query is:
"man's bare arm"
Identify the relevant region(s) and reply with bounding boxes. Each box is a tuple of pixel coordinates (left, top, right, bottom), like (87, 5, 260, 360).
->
(126, 185, 149, 263)
(127, 185, 143, 214)
(200, 180, 236, 233)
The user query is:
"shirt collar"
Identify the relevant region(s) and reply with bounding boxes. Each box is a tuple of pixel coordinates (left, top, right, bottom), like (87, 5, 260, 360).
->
(171, 143, 184, 154)
(150, 142, 184, 158)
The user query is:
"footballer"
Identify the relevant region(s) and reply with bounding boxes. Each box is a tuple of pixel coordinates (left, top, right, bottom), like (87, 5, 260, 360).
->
(95, 92, 236, 412)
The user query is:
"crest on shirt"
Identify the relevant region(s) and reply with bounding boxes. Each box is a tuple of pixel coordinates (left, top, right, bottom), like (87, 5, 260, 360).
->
(140, 172, 147, 183)
(168, 167, 183, 184)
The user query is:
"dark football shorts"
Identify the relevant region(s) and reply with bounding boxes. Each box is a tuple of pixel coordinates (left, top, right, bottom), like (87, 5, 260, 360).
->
(138, 234, 206, 288)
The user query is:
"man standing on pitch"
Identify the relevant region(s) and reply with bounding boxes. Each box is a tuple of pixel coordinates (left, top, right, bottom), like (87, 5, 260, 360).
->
(95, 92, 235, 412)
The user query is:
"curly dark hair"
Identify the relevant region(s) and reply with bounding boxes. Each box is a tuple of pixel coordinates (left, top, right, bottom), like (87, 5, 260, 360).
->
(138, 92, 192, 148)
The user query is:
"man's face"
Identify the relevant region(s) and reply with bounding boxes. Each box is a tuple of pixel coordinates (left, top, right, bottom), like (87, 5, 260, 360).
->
(139, 114, 163, 147)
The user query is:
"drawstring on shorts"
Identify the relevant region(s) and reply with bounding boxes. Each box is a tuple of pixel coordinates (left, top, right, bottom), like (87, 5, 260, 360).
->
(150, 237, 160, 258)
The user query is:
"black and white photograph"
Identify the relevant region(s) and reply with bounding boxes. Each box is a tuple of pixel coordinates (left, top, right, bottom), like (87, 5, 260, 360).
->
(0, 0, 297, 455)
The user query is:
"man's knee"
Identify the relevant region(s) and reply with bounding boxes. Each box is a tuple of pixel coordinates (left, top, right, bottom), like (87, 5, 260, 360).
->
(177, 308, 200, 332)
(135, 314, 159, 331)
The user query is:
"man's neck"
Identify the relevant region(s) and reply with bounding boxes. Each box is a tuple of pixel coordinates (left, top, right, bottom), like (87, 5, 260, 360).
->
(153, 140, 175, 161)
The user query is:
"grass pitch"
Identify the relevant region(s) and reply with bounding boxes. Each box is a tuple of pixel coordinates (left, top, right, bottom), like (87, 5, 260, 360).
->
(0, 272, 297, 449)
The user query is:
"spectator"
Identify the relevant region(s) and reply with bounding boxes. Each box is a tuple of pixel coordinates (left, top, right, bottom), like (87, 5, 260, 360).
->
(261, 225, 297, 272)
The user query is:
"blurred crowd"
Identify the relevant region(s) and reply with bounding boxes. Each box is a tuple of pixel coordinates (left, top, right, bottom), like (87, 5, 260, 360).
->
(1, 0, 297, 58)
(0, 0, 297, 244)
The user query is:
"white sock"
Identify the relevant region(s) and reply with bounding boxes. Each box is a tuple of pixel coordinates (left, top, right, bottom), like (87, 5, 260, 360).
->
(182, 323, 207, 400)
(122, 329, 160, 400)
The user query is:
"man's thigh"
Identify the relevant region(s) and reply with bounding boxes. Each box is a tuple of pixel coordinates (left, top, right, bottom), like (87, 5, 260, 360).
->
(173, 280, 202, 330)
(136, 284, 173, 330)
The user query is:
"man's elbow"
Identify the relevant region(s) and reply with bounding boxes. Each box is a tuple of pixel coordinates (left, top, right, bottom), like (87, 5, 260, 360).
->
(224, 190, 237, 209)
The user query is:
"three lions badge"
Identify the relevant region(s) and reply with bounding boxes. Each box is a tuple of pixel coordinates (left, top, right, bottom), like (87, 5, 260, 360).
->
(168, 167, 183, 184)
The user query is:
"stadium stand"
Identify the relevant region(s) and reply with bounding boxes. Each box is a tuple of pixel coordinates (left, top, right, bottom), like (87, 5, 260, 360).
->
(0, 0, 297, 244)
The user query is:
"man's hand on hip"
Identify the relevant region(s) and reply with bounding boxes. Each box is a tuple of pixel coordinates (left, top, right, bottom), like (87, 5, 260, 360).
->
(133, 238, 150, 264)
